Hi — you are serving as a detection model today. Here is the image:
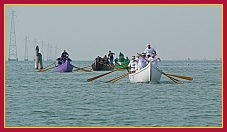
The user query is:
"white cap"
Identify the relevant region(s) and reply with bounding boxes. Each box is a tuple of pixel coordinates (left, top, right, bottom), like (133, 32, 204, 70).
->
(147, 43, 151, 46)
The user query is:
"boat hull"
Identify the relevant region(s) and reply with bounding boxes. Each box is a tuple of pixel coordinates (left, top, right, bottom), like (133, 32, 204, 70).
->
(114, 62, 129, 69)
(56, 61, 73, 72)
(91, 61, 114, 71)
(129, 63, 162, 83)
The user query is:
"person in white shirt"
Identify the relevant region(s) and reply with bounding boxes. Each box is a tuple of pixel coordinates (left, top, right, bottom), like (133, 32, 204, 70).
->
(137, 53, 148, 70)
(128, 56, 138, 71)
(148, 51, 161, 67)
(144, 43, 155, 56)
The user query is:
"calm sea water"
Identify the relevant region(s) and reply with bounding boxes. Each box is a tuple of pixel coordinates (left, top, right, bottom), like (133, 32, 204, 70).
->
(5, 60, 222, 127)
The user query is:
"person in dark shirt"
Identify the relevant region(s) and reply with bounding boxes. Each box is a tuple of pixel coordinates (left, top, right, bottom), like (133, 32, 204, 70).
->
(56, 57, 63, 66)
(61, 50, 69, 57)
(108, 51, 115, 64)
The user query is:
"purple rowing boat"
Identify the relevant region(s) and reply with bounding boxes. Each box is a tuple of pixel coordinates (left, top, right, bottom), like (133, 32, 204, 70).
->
(56, 60, 73, 72)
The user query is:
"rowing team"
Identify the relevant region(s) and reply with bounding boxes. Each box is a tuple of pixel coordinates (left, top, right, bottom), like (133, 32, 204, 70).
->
(128, 43, 161, 71)
(56, 50, 72, 66)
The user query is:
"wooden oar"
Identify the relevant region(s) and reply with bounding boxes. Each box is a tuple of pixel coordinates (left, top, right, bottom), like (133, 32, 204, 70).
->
(165, 74, 180, 83)
(87, 68, 122, 82)
(73, 66, 92, 72)
(75, 68, 92, 72)
(74, 66, 92, 72)
(38, 62, 56, 72)
(162, 72, 180, 83)
(165, 73, 193, 81)
(43, 62, 56, 69)
(106, 70, 134, 83)
(38, 66, 56, 72)
(87, 69, 118, 82)
(151, 65, 180, 83)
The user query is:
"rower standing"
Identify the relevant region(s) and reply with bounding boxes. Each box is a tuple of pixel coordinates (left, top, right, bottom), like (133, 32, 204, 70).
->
(108, 51, 115, 64)
(61, 50, 69, 57)
(144, 43, 155, 56)
(118, 52, 125, 65)
(57, 50, 71, 65)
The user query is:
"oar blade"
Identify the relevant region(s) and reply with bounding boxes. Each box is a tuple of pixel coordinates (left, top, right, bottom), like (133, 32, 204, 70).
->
(166, 74, 181, 83)
(82, 69, 92, 72)
(162, 72, 181, 83)
(38, 66, 56, 72)
(166, 73, 193, 81)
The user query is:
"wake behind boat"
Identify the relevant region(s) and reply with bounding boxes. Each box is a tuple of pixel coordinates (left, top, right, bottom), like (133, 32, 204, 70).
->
(128, 62, 162, 83)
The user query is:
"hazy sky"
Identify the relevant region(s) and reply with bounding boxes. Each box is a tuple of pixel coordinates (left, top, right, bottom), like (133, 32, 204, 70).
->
(5, 5, 222, 61)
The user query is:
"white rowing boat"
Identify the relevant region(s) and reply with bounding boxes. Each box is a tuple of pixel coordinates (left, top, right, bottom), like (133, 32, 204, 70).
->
(128, 62, 162, 83)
